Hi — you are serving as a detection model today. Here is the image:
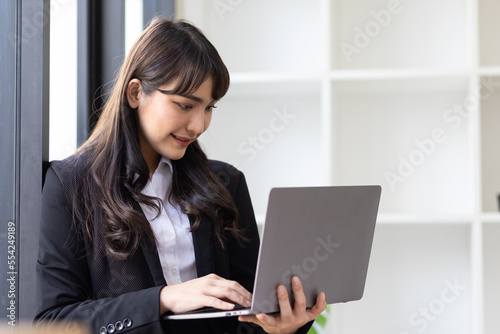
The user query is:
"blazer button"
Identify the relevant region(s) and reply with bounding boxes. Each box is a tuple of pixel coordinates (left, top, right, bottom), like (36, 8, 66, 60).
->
(107, 323, 116, 334)
(123, 318, 132, 328)
(115, 321, 124, 331)
(99, 326, 107, 334)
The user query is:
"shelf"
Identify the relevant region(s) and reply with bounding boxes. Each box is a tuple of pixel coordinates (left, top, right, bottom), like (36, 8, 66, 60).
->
(376, 214, 473, 225)
(259, 212, 500, 226)
(257, 213, 475, 227)
(225, 79, 321, 98)
(229, 72, 322, 84)
(230, 69, 475, 84)
(227, 69, 500, 85)
(480, 213, 500, 223)
(478, 67, 500, 76)
(331, 73, 470, 95)
(259, 213, 500, 225)
(330, 68, 472, 82)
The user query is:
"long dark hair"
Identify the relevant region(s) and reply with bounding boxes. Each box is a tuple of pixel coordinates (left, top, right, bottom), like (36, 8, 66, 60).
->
(74, 17, 240, 259)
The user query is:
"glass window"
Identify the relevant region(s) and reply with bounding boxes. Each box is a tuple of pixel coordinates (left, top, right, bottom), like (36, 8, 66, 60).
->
(49, 0, 77, 161)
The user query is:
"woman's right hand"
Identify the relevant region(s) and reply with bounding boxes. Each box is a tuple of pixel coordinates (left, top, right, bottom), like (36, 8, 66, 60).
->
(159, 273, 253, 315)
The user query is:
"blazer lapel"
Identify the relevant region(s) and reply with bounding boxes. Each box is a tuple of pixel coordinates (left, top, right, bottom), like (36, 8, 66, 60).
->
(191, 215, 231, 279)
(131, 199, 167, 286)
(191, 215, 216, 277)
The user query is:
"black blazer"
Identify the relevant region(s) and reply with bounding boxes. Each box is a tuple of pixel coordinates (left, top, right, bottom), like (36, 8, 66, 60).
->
(35, 155, 313, 334)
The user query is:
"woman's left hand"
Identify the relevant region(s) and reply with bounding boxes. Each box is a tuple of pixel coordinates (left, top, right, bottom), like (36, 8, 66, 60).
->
(238, 276, 327, 334)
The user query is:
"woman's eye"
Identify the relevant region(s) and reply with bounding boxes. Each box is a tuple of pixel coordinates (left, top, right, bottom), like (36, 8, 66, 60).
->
(174, 102, 192, 110)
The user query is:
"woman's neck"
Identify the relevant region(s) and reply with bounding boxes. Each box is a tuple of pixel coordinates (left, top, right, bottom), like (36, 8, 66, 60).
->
(138, 134, 160, 178)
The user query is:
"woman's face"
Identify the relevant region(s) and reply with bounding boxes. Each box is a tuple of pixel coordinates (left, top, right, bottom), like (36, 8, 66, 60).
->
(127, 77, 216, 173)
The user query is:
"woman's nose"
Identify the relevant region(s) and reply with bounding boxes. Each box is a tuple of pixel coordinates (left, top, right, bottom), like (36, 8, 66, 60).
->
(186, 109, 207, 136)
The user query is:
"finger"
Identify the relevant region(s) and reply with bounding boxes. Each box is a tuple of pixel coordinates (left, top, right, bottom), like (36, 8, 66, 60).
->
(208, 286, 252, 307)
(256, 312, 277, 327)
(205, 278, 252, 307)
(202, 296, 236, 310)
(276, 285, 293, 321)
(307, 292, 327, 317)
(239, 313, 277, 328)
(238, 314, 255, 323)
(291, 276, 307, 313)
(238, 313, 268, 324)
(213, 278, 253, 302)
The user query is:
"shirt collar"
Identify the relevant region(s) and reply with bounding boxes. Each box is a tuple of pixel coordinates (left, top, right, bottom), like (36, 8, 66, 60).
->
(158, 156, 173, 174)
(147, 156, 173, 204)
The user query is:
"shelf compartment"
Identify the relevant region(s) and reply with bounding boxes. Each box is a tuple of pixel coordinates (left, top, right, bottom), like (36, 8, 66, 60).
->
(331, 77, 473, 215)
(331, 0, 469, 69)
(329, 223, 472, 334)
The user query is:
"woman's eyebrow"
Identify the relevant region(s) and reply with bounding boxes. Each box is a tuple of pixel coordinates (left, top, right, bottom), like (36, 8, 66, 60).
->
(156, 89, 215, 104)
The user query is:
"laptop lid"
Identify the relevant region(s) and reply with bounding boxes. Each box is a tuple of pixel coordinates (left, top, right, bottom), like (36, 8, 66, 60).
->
(250, 185, 381, 314)
(164, 185, 381, 319)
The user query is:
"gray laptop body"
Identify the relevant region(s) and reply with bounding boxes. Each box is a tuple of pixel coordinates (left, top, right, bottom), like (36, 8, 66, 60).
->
(164, 185, 381, 320)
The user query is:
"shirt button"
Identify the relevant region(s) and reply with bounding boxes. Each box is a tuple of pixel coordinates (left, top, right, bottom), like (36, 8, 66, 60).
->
(166, 232, 174, 239)
(170, 268, 178, 276)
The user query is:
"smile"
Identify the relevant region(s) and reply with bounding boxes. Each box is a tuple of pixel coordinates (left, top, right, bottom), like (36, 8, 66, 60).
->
(171, 134, 193, 147)
(172, 134, 191, 142)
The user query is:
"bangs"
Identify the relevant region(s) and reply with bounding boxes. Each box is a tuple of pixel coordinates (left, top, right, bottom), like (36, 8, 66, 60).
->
(164, 40, 230, 101)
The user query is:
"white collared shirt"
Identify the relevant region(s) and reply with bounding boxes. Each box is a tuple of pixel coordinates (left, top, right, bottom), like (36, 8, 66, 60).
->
(139, 157, 197, 285)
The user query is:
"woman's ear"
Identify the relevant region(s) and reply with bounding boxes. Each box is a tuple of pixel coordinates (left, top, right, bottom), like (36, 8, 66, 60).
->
(126, 79, 142, 109)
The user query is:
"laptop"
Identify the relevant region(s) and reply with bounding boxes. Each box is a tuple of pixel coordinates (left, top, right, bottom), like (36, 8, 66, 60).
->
(164, 185, 381, 320)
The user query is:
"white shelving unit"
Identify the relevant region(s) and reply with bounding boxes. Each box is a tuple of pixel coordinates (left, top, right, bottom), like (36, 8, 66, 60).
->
(178, 0, 500, 333)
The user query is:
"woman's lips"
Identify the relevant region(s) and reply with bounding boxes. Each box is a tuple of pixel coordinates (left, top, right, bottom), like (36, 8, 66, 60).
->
(171, 134, 193, 147)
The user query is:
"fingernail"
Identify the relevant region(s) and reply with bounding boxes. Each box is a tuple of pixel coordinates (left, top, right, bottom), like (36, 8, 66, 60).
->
(293, 276, 300, 286)
(246, 299, 252, 307)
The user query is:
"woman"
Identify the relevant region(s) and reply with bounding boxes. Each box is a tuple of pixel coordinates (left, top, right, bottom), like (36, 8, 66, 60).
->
(35, 17, 326, 334)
